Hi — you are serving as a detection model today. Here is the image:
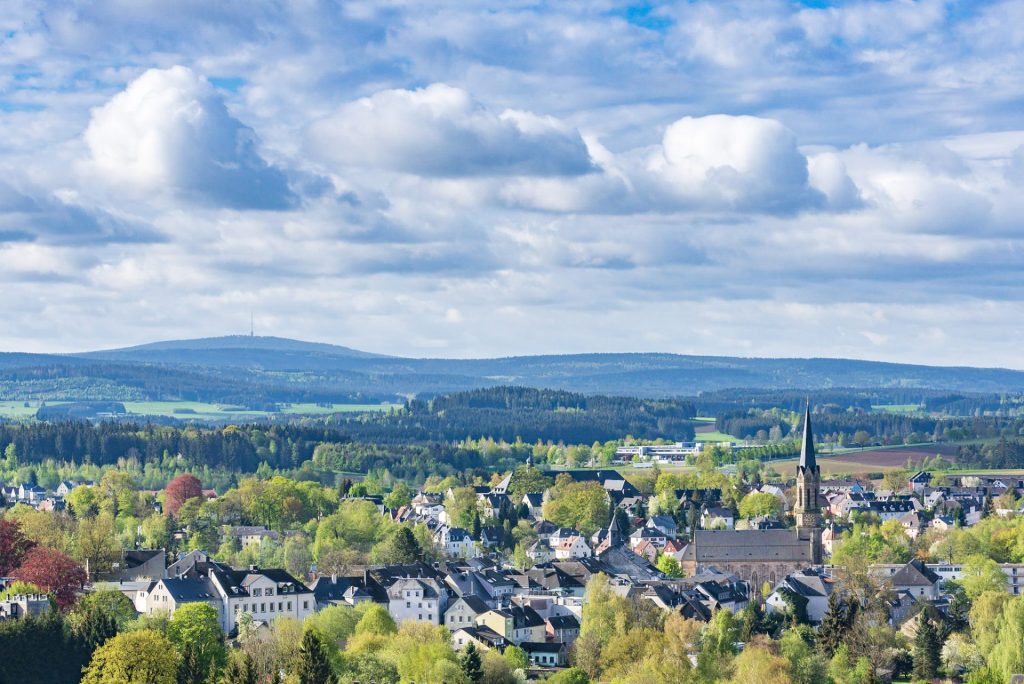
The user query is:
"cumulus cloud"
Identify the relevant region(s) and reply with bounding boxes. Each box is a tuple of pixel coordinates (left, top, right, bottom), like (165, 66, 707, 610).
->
(645, 114, 828, 212)
(84, 66, 296, 209)
(307, 84, 595, 177)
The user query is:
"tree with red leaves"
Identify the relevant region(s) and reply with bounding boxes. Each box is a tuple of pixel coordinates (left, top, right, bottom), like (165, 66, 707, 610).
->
(0, 518, 36, 576)
(12, 546, 87, 610)
(164, 474, 203, 517)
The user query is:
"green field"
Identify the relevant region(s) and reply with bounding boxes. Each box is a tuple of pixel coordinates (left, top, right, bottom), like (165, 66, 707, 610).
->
(696, 431, 739, 442)
(0, 400, 399, 421)
(122, 401, 399, 419)
(871, 404, 924, 414)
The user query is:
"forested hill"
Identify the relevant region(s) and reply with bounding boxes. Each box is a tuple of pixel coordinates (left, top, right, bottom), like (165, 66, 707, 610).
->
(0, 336, 1022, 404)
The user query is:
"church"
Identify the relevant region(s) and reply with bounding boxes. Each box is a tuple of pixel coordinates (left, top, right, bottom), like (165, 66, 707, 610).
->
(679, 406, 823, 588)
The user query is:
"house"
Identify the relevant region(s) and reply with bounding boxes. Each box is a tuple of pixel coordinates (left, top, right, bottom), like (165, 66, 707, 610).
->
(866, 500, 917, 521)
(101, 549, 166, 582)
(522, 493, 543, 519)
(554, 536, 591, 560)
(526, 540, 554, 564)
(444, 594, 490, 631)
(56, 481, 78, 497)
(18, 484, 45, 503)
(142, 557, 315, 634)
(435, 527, 479, 558)
(880, 560, 942, 600)
(766, 569, 836, 623)
(388, 577, 446, 625)
(700, 506, 735, 530)
(631, 526, 668, 550)
(226, 526, 281, 549)
(908, 471, 931, 493)
(309, 575, 374, 609)
(480, 527, 504, 548)
(931, 515, 956, 532)
(645, 515, 679, 538)
(898, 511, 926, 540)
(451, 625, 507, 651)
(480, 494, 510, 519)
(0, 593, 51, 620)
(545, 613, 580, 645)
(662, 538, 687, 562)
(632, 539, 657, 564)
(521, 641, 568, 667)
(475, 604, 545, 645)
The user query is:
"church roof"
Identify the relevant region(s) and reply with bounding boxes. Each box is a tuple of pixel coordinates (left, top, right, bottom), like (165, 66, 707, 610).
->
(799, 404, 817, 473)
(686, 529, 813, 563)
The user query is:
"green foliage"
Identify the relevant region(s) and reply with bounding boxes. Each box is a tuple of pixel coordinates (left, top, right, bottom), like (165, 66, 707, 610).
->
(220, 651, 257, 684)
(81, 629, 180, 684)
(460, 642, 483, 683)
(913, 614, 941, 681)
(737, 491, 783, 519)
(370, 525, 421, 565)
(817, 592, 856, 657)
(656, 554, 683, 577)
(541, 479, 610, 535)
(354, 603, 397, 636)
(166, 603, 226, 677)
(0, 610, 90, 684)
(545, 668, 589, 684)
(297, 628, 333, 684)
(502, 644, 529, 671)
(506, 464, 553, 499)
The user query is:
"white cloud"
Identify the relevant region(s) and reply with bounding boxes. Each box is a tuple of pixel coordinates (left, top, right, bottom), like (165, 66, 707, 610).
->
(306, 83, 595, 177)
(646, 114, 826, 212)
(84, 65, 295, 209)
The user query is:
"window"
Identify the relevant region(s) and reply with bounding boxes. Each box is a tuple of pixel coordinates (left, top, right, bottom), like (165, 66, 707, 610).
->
(270, 603, 275, 612)
(406, 601, 411, 608)
(266, 588, 274, 596)
(303, 601, 308, 610)
(252, 589, 262, 597)
(287, 602, 292, 611)
(278, 602, 283, 611)
(261, 603, 266, 612)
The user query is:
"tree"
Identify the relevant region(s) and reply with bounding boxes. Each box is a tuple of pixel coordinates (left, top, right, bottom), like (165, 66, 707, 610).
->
(0, 609, 91, 683)
(738, 492, 782, 519)
(460, 642, 483, 683)
(852, 431, 872, 448)
(12, 546, 87, 610)
(177, 643, 205, 684)
(164, 474, 203, 518)
(657, 554, 684, 577)
(383, 482, 413, 510)
(0, 518, 36, 575)
(370, 525, 420, 564)
(817, 592, 852, 657)
(507, 465, 553, 499)
(220, 651, 257, 684)
(729, 640, 792, 684)
(445, 487, 480, 530)
(503, 644, 529, 671)
(913, 614, 941, 681)
(75, 605, 119, 655)
(546, 668, 589, 684)
(354, 603, 397, 636)
(960, 554, 1009, 600)
(297, 629, 333, 684)
(75, 512, 122, 579)
(541, 481, 610, 535)
(81, 629, 180, 684)
(166, 603, 226, 676)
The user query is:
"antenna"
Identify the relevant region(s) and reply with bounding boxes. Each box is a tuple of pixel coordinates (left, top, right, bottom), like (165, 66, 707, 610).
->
(250, 311, 254, 338)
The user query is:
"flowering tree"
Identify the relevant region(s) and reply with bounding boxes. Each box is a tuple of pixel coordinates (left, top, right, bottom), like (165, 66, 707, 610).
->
(12, 546, 87, 610)
(164, 474, 203, 517)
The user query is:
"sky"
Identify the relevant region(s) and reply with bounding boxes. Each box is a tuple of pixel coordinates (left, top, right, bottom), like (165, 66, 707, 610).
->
(2, 0, 1024, 366)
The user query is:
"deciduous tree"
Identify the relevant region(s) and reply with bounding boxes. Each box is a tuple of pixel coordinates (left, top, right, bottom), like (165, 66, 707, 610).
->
(12, 546, 86, 610)
(81, 629, 180, 684)
(0, 518, 35, 575)
(164, 474, 203, 517)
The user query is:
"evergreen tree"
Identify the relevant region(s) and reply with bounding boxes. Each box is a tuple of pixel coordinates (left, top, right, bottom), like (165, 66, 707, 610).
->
(76, 607, 118, 655)
(297, 628, 333, 684)
(176, 643, 205, 684)
(913, 614, 941, 681)
(220, 652, 257, 684)
(817, 592, 849, 657)
(460, 642, 483, 683)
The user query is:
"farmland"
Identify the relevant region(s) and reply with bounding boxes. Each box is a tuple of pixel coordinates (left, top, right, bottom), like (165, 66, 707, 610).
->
(0, 400, 400, 421)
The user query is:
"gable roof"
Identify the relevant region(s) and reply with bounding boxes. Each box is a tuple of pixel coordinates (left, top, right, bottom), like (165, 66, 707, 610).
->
(686, 530, 812, 563)
(890, 560, 941, 587)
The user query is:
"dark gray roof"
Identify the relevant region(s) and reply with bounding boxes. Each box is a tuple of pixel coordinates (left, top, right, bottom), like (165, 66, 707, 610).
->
(546, 614, 579, 629)
(161, 577, 220, 602)
(799, 404, 817, 473)
(890, 560, 941, 587)
(688, 530, 812, 563)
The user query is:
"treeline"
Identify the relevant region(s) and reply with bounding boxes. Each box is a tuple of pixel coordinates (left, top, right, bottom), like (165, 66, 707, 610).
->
(957, 439, 1024, 470)
(389, 386, 696, 443)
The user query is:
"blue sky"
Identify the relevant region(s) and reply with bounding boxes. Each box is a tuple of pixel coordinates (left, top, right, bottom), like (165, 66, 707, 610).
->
(1, 0, 1024, 366)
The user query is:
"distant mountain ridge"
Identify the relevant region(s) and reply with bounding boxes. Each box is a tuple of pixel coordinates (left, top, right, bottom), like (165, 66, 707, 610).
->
(0, 335, 1021, 404)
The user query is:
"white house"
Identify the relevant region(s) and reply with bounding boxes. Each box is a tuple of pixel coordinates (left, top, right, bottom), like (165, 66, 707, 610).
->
(387, 577, 446, 625)
(554, 536, 591, 560)
(434, 526, 480, 558)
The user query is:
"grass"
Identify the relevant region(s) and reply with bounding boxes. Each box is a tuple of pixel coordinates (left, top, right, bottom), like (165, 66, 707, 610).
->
(871, 404, 924, 414)
(696, 431, 739, 442)
(0, 401, 56, 418)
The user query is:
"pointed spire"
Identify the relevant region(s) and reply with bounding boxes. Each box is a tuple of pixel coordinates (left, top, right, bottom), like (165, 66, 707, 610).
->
(799, 401, 817, 472)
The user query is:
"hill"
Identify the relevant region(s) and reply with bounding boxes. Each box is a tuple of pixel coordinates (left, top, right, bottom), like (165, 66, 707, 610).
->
(0, 336, 1022, 410)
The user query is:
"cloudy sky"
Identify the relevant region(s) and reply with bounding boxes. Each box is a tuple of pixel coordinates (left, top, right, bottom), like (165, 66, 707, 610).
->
(2, 0, 1024, 366)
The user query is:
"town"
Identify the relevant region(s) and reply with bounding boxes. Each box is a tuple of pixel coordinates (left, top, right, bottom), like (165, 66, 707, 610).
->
(3, 406, 1024, 683)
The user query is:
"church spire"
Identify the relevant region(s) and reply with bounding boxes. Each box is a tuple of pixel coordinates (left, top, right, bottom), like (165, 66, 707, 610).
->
(799, 401, 817, 473)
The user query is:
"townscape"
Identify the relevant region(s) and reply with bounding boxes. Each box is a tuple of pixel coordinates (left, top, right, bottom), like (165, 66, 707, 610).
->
(4, 400, 1024, 684)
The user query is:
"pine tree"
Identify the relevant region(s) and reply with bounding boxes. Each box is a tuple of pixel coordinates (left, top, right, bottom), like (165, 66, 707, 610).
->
(221, 652, 257, 684)
(817, 592, 848, 657)
(76, 607, 118, 654)
(913, 614, 941, 681)
(461, 642, 483, 683)
(176, 643, 205, 684)
(297, 628, 333, 684)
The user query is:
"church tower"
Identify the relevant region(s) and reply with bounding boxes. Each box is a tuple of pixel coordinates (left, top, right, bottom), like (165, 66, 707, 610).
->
(794, 403, 823, 563)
